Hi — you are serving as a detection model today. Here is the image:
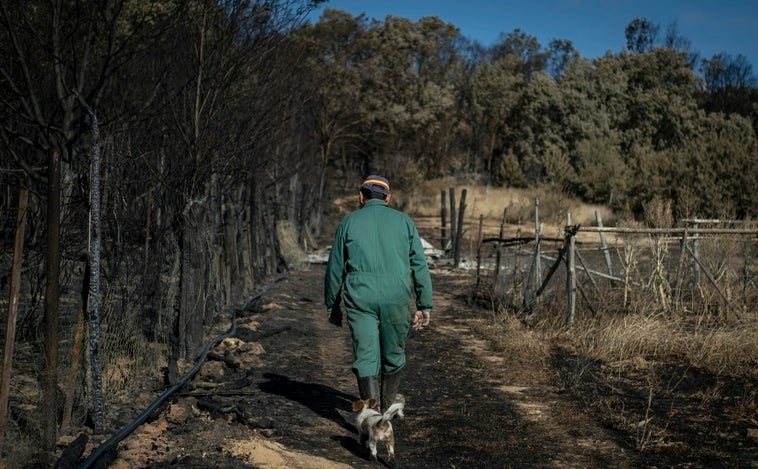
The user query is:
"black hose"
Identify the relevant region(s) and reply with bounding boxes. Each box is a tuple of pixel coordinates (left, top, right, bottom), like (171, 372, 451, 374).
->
(76, 276, 284, 469)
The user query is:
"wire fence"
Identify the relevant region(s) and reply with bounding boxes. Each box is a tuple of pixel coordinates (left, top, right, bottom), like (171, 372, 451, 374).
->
(420, 190, 758, 325)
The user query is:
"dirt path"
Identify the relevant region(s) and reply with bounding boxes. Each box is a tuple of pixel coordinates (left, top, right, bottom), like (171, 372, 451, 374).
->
(101, 264, 638, 468)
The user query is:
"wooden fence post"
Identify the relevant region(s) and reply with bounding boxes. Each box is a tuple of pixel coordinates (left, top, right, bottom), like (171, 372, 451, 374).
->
(453, 189, 467, 268)
(448, 188, 456, 260)
(674, 227, 689, 308)
(534, 199, 542, 290)
(440, 190, 447, 252)
(474, 214, 484, 296)
(566, 213, 576, 325)
(0, 188, 29, 453)
(692, 233, 701, 288)
(494, 207, 507, 281)
(523, 199, 541, 306)
(595, 210, 615, 286)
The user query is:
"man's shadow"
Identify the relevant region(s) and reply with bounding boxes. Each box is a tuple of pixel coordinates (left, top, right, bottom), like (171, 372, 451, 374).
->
(257, 372, 362, 452)
(258, 373, 403, 467)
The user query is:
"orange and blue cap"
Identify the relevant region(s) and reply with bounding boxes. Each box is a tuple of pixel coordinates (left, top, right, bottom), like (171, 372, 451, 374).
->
(360, 175, 390, 196)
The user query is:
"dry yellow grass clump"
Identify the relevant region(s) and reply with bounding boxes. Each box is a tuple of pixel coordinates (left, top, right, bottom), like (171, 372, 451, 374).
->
(564, 314, 758, 377)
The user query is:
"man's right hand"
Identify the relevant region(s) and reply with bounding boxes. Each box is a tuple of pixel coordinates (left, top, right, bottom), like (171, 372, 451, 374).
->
(328, 308, 342, 327)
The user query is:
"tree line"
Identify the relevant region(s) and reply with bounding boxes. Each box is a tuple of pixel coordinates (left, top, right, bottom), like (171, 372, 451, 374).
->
(300, 9, 758, 218)
(0, 0, 756, 459)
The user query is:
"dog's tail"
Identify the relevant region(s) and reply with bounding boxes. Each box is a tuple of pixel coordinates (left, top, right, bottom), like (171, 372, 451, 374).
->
(381, 402, 405, 423)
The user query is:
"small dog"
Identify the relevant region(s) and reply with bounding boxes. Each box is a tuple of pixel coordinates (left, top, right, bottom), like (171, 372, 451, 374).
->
(352, 398, 404, 465)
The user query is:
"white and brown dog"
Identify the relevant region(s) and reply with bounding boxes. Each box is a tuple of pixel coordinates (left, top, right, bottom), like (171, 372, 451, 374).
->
(352, 398, 404, 465)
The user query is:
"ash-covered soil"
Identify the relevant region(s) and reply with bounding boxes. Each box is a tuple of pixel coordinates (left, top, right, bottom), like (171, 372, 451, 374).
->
(59, 263, 756, 469)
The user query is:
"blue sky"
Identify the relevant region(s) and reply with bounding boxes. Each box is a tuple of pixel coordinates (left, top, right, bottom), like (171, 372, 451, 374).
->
(309, 1, 758, 70)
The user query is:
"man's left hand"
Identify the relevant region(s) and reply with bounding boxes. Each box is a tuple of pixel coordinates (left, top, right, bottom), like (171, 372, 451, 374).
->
(412, 310, 431, 330)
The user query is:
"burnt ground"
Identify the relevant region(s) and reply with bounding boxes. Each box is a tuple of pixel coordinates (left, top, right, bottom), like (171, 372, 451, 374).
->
(57, 263, 757, 469)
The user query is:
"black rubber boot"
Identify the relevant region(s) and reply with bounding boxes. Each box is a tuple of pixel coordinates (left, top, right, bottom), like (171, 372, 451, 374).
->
(381, 368, 404, 413)
(357, 375, 381, 402)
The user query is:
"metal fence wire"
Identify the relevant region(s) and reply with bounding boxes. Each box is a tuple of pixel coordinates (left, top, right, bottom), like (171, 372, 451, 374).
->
(468, 220, 758, 325)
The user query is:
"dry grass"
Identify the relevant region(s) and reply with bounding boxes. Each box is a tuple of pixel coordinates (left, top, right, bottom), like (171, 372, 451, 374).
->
(396, 178, 615, 246)
(478, 307, 757, 457)
(488, 306, 757, 380)
(552, 312, 757, 453)
(563, 313, 758, 377)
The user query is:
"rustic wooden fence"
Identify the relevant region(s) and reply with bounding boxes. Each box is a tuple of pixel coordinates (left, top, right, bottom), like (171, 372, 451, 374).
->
(433, 189, 758, 324)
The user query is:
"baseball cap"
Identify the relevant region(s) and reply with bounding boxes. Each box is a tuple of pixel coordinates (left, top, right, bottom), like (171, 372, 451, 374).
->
(360, 175, 390, 196)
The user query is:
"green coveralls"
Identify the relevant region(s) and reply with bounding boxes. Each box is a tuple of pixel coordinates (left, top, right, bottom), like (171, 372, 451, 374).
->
(324, 199, 433, 378)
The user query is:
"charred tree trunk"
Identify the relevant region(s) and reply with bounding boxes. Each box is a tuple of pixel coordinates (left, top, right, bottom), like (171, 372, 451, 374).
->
(224, 192, 242, 306)
(176, 200, 208, 360)
(249, 180, 265, 284)
(43, 149, 62, 450)
(61, 262, 88, 432)
(266, 193, 281, 275)
(0, 188, 29, 453)
(80, 99, 106, 432)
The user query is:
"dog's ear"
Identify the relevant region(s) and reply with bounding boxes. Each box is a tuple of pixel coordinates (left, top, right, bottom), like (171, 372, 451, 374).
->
(351, 400, 365, 412)
(367, 399, 379, 410)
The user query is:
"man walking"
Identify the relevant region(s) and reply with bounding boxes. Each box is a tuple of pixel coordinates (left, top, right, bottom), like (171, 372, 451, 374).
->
(324, 175, 433, 412)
